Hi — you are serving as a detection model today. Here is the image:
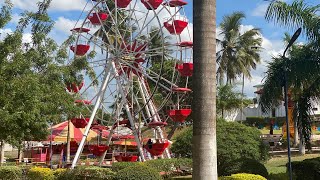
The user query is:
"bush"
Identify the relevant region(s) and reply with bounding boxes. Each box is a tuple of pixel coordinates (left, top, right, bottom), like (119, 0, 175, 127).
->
(290, 157, 320, 180)
(219, 173, 267, 180)
(0, 166, 22, 180)
(53, 169, 67, 180)
(171, 119, 269, 176)
(114, 164, 162, 180)
(144, 158, 192, 178)
(269, 172, 288, 180)
(27, 167, 54, 180)
(111, 162, 141, 172)
(59, 166, 115, 180)
(221, 158, 268, 178)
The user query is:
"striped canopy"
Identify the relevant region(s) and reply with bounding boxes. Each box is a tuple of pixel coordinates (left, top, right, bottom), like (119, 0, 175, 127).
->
(48, 121, 110, 142)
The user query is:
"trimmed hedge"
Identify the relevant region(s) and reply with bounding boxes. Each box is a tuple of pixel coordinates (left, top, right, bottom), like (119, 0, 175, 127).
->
(57, 166, 115, 180)
(27, 167, 54, 180)
(53, 169, 67, 180)
(114, 164, 162, 180)
(111, 162, 141, 172)
(290, 157, 320, 180)
(245, 117, 285, 128)
(0, 166, 22, 180)
(144, 158, 192, 173)
(221, 158, 268, 178)
(219, 173, 267, 180)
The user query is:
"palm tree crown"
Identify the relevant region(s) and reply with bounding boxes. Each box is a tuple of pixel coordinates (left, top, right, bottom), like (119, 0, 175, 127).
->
(216, 12, 262, 85)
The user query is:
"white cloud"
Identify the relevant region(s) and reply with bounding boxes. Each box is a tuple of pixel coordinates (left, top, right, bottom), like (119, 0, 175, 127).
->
(54, 17, 78, 35)
(2, 0, 91, 11)
(252, 3, 269, 17)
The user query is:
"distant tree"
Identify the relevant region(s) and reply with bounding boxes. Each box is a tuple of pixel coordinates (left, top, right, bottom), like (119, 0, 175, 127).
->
(216, 84, 245, 118)
(0, 0, 83, 163)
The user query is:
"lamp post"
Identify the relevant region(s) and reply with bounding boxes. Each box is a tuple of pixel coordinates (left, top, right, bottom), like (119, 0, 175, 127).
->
(283, 27, 301, 180)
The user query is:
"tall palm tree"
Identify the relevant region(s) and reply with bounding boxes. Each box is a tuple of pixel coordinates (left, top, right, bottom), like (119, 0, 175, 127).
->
(192, 0, 218, 179)
(216, 12, 262, 85)
(262, 0, 320, 151)
(260, 43, 320, 149)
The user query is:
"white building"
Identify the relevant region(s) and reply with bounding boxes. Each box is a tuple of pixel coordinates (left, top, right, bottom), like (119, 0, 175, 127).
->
(225, 84, 320, 121)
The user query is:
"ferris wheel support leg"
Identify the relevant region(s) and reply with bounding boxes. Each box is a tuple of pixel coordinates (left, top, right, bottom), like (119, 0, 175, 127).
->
(138, 77, 171, 158)
(111, 62, 146, 162)
(71, 64, 112, 169)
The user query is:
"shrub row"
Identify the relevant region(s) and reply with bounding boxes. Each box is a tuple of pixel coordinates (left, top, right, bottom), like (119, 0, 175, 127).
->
(219, 173, 267, 180)
(290, 157, 320, 180)
(0, 158, 192, 180)
(245, 116, 286, 127)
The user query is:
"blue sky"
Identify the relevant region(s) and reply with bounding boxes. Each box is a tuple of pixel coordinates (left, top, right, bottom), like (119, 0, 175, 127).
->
(0, 0, 309, 98)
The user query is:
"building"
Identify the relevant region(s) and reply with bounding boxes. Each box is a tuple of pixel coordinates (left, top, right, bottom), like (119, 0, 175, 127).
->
(225, 84, 320, 121)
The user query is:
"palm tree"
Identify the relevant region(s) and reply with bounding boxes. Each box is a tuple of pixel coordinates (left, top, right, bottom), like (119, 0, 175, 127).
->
(260, 43, 320, 151)
(265, 0, 320, 43)
(216, 12, 262, 85)
(192, 0, 218, 179)
(263, 0, 320, 152)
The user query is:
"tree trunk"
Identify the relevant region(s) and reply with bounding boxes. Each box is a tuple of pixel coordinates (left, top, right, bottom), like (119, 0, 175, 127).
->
(167, 123, 178, 140)
(293, 119, 299, 147)
(192, 0, 218, 179)
(0, 141, 4, 166)
(240, 74, 244, 122)
(299, 129, 305, 155)
(66, 119, 71, 163)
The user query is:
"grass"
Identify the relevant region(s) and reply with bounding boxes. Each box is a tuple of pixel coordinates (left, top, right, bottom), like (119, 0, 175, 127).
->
(264, 153, 320, 174)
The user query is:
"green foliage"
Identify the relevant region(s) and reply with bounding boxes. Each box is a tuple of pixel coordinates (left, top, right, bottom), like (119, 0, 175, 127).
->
(171, 119, 269, 175)
(53, 169, 67, 180)
(217, 85, 244, 117)
(171, 127, 193, 158)
(27, 167, 54, 180)
(290, 157, 320, 180)
(217, 12, 262, 85)
(59, 166, 115, 180)
(111, 162, 141, 172)
(245, 117, 285, 127)
(0, 166, 22, 180)
(144, 158, 192, 178)
(219, 173, 267, 180)
(221, 158, 269, 178)
(269, 172, 288, 180)
(114, 164, 162, 180)
(0, 0, 85, 146)
(217, 120, 269, 174)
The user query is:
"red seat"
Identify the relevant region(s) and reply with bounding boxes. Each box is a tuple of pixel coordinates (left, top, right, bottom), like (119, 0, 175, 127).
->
(164, 20, 188, 35)
(115, 154, 138, 162)
(168, 109, 191, 123)
(70, 28, 90, 33)
(166, 0, 188, 7)
(172, 87, 192, 92)
(141, 0, 163, 10)
(66, 81, 84, 93)
(89, 145, 109, 156)
(148, 121, 168, 128)
(89, 13, 108, 25)
(175, 63, 193, 77)
(71, 117, 90, 128)
(144, 141, 169, 156)
(70, 45, 90, 56)
(75, 99, 92, 105)
(115, 0, 132, 8)
(177, 41, 193, 47)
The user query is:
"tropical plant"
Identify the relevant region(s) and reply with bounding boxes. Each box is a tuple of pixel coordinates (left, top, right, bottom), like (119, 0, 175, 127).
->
(216, 84, 245, 118)
(216, 12, 262, 85)
(171, 120, 269, 176)
(265, 0, 320, 43)
(193, 0, 218, 179)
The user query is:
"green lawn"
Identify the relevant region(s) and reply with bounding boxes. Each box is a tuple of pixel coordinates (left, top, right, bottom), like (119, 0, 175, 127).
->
(264, 154, 320, 174)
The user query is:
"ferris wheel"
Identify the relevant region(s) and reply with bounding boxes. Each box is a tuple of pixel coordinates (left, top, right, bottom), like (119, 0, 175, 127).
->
(66, 0, 193, 168)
